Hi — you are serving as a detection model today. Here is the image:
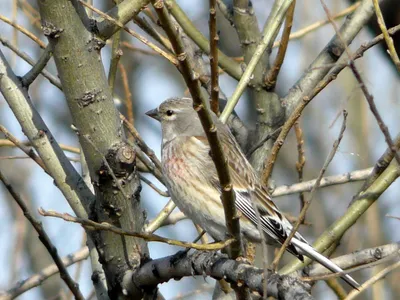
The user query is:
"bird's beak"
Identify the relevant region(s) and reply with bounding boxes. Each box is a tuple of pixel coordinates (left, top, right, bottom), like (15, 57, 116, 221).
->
(145, 108, 160, 121)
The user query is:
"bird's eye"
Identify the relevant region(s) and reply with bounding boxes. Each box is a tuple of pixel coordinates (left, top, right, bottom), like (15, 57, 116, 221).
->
(166, 110, 174, 116)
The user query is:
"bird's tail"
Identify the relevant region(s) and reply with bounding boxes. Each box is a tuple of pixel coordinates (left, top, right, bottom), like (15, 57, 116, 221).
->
(290, 238, 360, 289)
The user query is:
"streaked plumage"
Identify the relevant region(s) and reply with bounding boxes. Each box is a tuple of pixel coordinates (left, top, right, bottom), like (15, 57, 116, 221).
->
(146, 97, 359, 289)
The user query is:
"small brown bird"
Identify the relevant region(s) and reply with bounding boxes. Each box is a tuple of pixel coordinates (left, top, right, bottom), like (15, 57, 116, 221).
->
(146, 97, 359, 289)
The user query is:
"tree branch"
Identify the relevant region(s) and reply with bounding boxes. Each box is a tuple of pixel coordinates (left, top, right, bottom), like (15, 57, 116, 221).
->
(272, 167, 373, 197)
(37, 0, 150, 297)
(2, 247, 89, 300)
(280, 161, 400, 275)
(96, 0, 150, 40)
(165, 0, 243, 80)
(220, 0, 294, 123)
(0, 171, 84, 300)
(282, 0, 375, 115)
(133, 251, 314, 300)
(39, 209, 234, 251)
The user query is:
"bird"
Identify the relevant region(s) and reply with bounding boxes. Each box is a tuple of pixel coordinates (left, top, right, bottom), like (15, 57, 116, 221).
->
(146, 97, 359, 289)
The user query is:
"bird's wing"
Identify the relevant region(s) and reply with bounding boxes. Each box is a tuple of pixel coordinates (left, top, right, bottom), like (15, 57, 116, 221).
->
(193, 128, 302, 259)
(192, 131, 361, 289)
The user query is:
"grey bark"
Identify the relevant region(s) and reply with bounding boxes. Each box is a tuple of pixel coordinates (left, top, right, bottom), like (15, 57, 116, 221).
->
(36, 0, 150, 298)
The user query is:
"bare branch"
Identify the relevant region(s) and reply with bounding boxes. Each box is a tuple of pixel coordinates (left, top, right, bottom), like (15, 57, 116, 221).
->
(345, 261, 400, 300)
(282, 0, 375, 115)
(272, 2, 360, 48)
(21, 44, 53, 88)
(273, 167, 373, 197)
(2, 248, 89, 300)
(133, 251, 313, 300)
(0, 171, 84, 300)
(280, 161, 400, 275)
(39, 208, 234, 251)
(320, 0, 400, 169)
(0, 35, 61, 89)
(308, 242, 400, 278)
(220, 0, 294, 123)
(272, 111, 348, 270)
(79, 0, 178, 66)
(0, 125, 47, 172)
(165, 0, 243, 80)
(96, 0, 149, 40)
(372, 0, 400, 72)
(0, 14, 46, 48)
(144, 199, 176, 233)
(265, 0, 296, 89)
(209, 0, 219, 115)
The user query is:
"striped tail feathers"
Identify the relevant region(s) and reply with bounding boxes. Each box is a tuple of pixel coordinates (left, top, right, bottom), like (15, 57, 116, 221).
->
(290, 238, 360, 289)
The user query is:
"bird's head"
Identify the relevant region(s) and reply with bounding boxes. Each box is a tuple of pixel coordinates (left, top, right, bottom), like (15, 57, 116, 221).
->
(146, 98, 204, 143)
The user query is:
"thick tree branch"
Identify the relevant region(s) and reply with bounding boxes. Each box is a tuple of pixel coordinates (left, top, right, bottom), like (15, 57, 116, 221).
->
(133, 251, 313, 300)
(0, 49, 94, 219)
(37, 0, 150, 298)
(96, 0, 150, 40)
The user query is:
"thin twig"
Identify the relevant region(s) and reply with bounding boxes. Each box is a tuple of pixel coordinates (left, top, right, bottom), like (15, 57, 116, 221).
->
(345, 261, 400, 300)
(209, 0, 219, 115)
(271, 111, 348, 270)
(350, 134, 400, 204)
(78, 0, 178, 66)
(372, 0, 400, 73)
(386, 215, 400, 221)
(119, 64, 134, 125)
(294, 120, 306, 213)
(139, 174, 169, 197)
(0, 139, 80, 154)
(3, 247, 89, 300)
(121, 114, 163, 170)
(320, 0, 400, 169)
(144, 199, 176, 233)
(121, 42, 164, 56)
(273, 167, 372, 197)
(0, 171, 85, 300)
(0, 35, 62, 89)
(272, 2, 360, 48)
(165, 0, 243, 81)
(0, 14, 46, 48)
(133, 15, 173, 52)
(21, 44, 53, 87)
(262, 24, 400, 184)
(39, 208, 234, 251)
(131, 141, 165, 184)
(280, 157, 400, 276)
(265, 0, 296, 89)
(0, 125, 48, 172)
(220, 0, 294, 123)
(246, 126, 282, 157)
